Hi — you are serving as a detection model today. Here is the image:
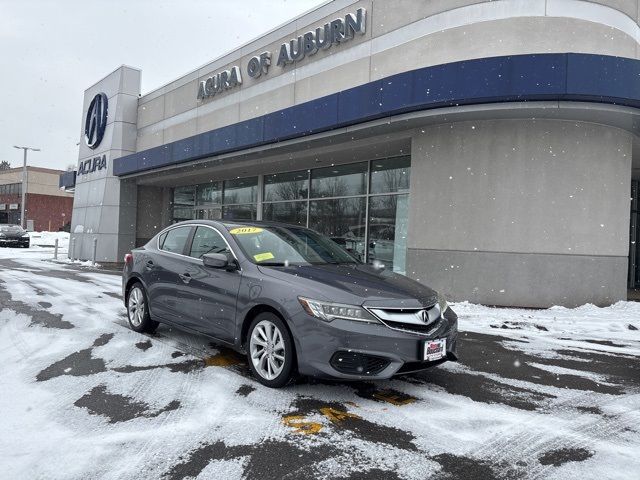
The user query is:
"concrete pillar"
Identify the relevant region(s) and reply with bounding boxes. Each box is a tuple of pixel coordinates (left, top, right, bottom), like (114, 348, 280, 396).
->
(69, 66, 141, 262)
(135, 185, 165, 246)
(407, 119, 632, 307)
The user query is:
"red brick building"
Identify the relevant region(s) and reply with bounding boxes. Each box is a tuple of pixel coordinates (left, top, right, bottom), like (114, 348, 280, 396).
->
(0, 167, 74, 231)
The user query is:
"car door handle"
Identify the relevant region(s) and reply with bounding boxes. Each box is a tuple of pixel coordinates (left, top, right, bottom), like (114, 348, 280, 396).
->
(179, 273, 192, 284)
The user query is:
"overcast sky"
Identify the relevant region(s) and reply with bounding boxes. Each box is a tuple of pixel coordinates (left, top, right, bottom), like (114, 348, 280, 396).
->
(0, 0, 325, 171)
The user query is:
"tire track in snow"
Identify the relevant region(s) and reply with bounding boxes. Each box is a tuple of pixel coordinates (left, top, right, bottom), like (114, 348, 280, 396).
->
(37, 273, 222, 480)
(527, 402, 640, 478)
(469, 389, 640, 477)
(1, 258, 206, 474)
(104, 367, 201, 480)
(1, 312, 34, 361)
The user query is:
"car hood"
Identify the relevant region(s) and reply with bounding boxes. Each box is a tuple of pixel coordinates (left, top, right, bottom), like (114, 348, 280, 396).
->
(257, 263, 438, 308)
(0, 227, 26, 238)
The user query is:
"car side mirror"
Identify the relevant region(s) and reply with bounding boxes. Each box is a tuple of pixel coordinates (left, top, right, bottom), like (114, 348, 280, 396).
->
(202, 253, 239, 271)
(202, 253, 229, 269)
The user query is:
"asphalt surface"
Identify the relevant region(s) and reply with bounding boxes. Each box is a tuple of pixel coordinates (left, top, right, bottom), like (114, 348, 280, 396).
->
(1, 251, 639, 480)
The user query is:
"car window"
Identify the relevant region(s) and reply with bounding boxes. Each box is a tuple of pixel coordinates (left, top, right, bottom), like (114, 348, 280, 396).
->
(160, 227, 191, 254)
(189, 226, 230, 259)
(227, 224, 358, 265)
(158, 232, 167, 248)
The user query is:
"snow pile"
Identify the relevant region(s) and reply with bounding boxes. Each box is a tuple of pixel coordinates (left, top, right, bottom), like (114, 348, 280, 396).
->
(28, 231, 69, 249)
(453, 300, 640, 355)
(61, 258, 100, 268)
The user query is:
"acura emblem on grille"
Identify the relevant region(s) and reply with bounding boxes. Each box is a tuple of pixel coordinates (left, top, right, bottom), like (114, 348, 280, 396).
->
(420, 310, 429, 323)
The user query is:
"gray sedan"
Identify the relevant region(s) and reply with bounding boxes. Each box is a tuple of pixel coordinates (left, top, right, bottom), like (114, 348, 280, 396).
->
(122, 220, 458, 387)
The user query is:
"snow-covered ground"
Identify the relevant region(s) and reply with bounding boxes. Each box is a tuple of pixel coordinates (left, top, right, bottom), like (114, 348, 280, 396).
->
(0, 247, 638, 480)
(27, 230, 69, 249)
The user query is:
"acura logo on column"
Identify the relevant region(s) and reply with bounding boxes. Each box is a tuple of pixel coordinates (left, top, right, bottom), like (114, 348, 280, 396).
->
(84, 92, 108, 149)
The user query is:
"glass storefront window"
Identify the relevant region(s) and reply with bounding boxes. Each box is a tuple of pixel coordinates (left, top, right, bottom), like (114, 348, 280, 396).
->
(174, 186, 195, 205)
(263, 201, 307, 226)
(264, 171, 308, 202)
(172, 186, 196, 223)
(196, 207, 222, 220)
(311, 162, 367, 198)
(196, 182, 222, 205)
(223, 204, 257, 221)
(368, 194, 409, 273)
(173, 206, 194, 222)
(224, 177, 258, 204)
(370, 156, 411, 194)
(167, 157, 410, 272)
(309, 197, 366, 260)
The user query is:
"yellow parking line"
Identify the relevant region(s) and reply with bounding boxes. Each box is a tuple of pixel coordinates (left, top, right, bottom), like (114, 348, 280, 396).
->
(319, 407, 361, 424)
(372, 390, 416, 406)
(204, 351, 244, 367)
(282, 415, 323, 435)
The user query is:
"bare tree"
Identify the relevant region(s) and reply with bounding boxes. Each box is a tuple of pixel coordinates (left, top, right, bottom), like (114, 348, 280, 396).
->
(0, 160, 11, 171)
(271, 180, 307, 201)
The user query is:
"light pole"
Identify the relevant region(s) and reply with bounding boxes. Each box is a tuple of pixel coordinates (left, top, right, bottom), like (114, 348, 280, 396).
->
(13, 145, 40, 229)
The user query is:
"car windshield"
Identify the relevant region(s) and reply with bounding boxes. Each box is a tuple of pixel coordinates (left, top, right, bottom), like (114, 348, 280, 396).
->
(226, 224, 359, 266)
(0, 225, 23, 233)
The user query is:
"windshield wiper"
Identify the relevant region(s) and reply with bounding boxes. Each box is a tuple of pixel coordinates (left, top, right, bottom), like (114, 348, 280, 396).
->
(257, 262, 287, 266)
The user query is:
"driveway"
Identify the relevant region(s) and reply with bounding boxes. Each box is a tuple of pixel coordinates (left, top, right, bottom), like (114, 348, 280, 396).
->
(1, 248, 639, 479)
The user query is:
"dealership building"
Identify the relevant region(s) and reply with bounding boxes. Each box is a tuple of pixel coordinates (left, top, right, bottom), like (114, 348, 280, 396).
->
(64, 0, 640, 308)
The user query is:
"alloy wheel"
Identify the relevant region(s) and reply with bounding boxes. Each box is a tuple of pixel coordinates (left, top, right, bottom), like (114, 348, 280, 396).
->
(128, 287, 145, 327)
(250, 319, 286, 380)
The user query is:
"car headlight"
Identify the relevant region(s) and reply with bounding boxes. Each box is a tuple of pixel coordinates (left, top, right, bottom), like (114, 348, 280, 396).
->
(0, 233, 5, 238)
(298, 297, 379, 323)
(437, 292, 449, 314)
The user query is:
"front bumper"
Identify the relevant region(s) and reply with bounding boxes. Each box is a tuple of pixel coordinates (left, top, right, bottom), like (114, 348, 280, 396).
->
(291, 307, 458, 380)
(0, 237, 30, 247)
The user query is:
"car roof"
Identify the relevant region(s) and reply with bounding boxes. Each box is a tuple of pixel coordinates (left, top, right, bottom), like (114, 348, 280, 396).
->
(168, 219, 310, 231)
(220, 220, 308, 229)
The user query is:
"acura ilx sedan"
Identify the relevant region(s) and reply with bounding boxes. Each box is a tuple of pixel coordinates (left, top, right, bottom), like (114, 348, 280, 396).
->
(122, 220, 458, 387)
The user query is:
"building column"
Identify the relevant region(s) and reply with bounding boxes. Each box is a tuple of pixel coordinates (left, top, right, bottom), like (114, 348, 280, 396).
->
(407, 118, 632, 307)
(69, 66, 141, 262)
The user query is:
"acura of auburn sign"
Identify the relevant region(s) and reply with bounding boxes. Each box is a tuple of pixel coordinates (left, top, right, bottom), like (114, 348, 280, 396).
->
(198, 8, 366, 100)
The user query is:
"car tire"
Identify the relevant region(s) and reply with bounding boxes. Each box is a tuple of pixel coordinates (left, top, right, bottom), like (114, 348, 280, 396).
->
(246, 312, 295, 388)
(126, 282, 159, 334)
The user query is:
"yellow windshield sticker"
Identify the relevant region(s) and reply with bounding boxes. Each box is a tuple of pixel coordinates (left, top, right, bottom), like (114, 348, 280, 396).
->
(229, 227, 263, 235)
(254, 252, 275, 262)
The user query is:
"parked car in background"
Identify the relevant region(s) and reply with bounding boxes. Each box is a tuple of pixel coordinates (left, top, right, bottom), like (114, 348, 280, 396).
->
(0, 224, 30, 248)
(122, 220, 458, 388)
(331, 224, 396, 267)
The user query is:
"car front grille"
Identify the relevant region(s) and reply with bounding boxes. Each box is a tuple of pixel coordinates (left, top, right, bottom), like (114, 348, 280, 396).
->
(330, 351, 390, 376)
(366, 305, 442, 336)
(383, 320, 438, 334)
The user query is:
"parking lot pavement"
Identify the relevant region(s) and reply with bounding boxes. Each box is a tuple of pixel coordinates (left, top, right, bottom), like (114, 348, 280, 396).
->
(1, 249, 639, 480)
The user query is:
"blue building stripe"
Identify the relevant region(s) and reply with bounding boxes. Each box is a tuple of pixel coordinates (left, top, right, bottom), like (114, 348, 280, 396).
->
(113, 53, 640, 177)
